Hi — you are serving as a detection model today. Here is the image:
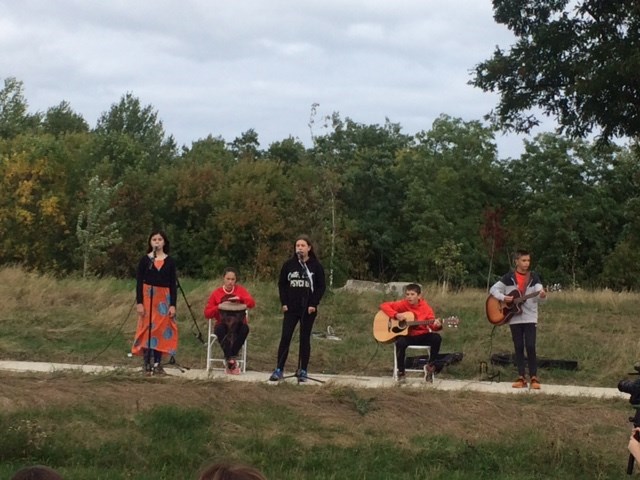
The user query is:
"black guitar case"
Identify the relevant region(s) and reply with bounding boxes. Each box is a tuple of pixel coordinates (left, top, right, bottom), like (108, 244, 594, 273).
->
(490, 352, 578, 370)
(405, 352, 464, 373)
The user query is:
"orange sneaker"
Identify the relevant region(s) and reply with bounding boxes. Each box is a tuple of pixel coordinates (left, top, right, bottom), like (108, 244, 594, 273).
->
(530, 376, 541, 389)
(512, 376, 527, 388)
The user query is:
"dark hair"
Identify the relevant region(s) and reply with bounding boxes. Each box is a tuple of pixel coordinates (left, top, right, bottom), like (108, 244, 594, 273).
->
(405, 283, 422, 294)
(146, 230, 170, 254)
(197, 461, 267, 480)
(11, 465, 63, 480)
(223, 267, 239, 278)
(514, 249, 530, 260)
(292, 234, 317, 259)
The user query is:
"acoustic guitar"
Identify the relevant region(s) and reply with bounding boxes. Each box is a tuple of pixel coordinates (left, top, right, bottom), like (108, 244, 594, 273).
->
(485, 289, 541, 326)
(372, 310, 460, 344)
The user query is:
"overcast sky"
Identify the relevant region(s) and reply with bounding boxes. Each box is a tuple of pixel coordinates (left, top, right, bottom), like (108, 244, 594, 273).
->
(0, 0, 551, 158)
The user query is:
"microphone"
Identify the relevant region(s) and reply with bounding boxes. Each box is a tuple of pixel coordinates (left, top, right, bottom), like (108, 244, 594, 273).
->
(296, 251, 303, 259)
(149, 247, 156, 270)
(149, 246, 158, 270)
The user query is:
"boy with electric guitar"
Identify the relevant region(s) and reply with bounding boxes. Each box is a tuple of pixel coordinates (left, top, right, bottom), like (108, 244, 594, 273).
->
(378, 283, 449, 381)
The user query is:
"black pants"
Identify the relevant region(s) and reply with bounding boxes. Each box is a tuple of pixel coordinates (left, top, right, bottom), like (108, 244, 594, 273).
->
(509, 322, 537, 377)
(395, 332, 442, 373)
(275, 311, 317, 371)
(214, 322, 249, 359)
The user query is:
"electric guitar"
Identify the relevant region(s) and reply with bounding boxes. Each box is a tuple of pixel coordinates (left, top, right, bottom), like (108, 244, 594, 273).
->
(372, 310, 460, 344)
(485, 289, 541, 326)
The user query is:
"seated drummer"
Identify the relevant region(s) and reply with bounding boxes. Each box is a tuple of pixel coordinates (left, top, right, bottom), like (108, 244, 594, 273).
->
(380, 283, 442, 381)
(204, 267, 256, 374)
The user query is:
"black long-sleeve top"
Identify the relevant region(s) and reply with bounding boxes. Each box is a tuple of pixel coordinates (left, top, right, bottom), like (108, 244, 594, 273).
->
(135, 255, 178, 307)
(278, 255, 326, 315)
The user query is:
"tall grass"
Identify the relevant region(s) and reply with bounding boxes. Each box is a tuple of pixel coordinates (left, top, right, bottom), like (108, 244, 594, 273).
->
(1, 266, 639, 478)
(1, 266, 638, 387)
(0, 373, 633, 479)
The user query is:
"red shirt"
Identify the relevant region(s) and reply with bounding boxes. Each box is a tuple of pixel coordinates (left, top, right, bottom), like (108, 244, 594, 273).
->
(203, 284, 256, 325)
(515, 271, 528, 294)
(379, 298, 440, 336)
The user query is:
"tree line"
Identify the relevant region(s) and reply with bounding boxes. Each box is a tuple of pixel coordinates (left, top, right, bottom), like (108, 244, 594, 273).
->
(0, 77, 639, 289)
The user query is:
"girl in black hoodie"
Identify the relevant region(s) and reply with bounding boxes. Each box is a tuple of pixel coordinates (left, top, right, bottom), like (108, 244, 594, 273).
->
(269, 235, 326, 382)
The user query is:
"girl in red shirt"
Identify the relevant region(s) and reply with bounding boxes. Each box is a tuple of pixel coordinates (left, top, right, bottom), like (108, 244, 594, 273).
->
(204, 267, 256, 374)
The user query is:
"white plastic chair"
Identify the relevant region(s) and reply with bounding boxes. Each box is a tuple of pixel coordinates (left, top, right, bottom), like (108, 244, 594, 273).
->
(393, 344, 432, 381)
(206, 316, 248, 373)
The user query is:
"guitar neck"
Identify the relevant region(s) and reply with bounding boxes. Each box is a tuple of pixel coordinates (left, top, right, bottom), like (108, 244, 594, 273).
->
(514, 290, 541, 303)
(406, 319, 439, 327)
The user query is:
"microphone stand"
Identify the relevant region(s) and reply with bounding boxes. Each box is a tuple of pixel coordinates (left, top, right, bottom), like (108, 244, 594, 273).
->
(144, 248, 156, 375)
(157, 277, 204, 373)
(177, 277, 206, 346)
(158, 277, 207, 373)
(282, 253, 324, 385)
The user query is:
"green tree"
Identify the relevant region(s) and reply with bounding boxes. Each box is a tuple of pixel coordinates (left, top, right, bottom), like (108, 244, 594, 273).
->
(160, 161, 225, 277)
(211, 159, 290, 278)
(0, 137, 72, 271)
(315, 115, 413, 280)
(472, 1, 640, 141)
(76, 176, 122, 278)
(0, 77, 41, 139)
(105, 170, 165, 278)
(86, 93, 177, 276)
(500, 133, 623, 287)
(229, 129, 261, 161)
(180, 135, 234, 167)
(434, 240, 467, 293)
(267, 136, 307, 167)
(92, 93, 177, 177)
(43, 101, 89, 136)
(601, 145, 640, 288)
(395, 115, 501, 285)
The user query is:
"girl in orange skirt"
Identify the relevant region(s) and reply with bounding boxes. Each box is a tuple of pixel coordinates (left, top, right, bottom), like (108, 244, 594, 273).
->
(132, 230, 178, 375)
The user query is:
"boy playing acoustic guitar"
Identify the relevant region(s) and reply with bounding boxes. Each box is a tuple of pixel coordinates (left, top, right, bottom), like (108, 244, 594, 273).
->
(489, 249, 547, 389)
(380, 283, 443, 381)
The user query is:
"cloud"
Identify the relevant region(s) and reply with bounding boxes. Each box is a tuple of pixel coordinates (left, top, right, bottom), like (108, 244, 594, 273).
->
(0, 0, 535, 156)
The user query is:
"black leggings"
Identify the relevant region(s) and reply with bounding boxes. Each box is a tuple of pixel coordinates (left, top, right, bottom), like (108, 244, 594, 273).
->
(509, 323, 537, 377)
(214, 322, 249, 359)
(275, 311, 317, 371)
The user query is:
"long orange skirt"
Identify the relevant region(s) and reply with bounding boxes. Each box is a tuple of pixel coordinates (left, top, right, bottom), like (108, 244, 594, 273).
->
(131, 284, 178, 356)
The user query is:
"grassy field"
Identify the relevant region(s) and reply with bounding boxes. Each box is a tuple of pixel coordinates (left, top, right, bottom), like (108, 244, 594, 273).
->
(1, 266, 639, 479)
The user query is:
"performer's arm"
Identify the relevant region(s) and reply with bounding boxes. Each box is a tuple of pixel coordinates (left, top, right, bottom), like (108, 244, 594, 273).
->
(422, 303, 441, 331)
(204, 289, 220, 319)
(135, 257, 147, 317)
(489, 279, 507, 301)
(278, 263, 289, 309)
(533, 275, 547, 303)
(135, 256, 146, 304)
(629, 428, 640, 464)
(309, 262, 326, 308)
(237, 285, 256, 310)
(380, 300, 409, 320)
